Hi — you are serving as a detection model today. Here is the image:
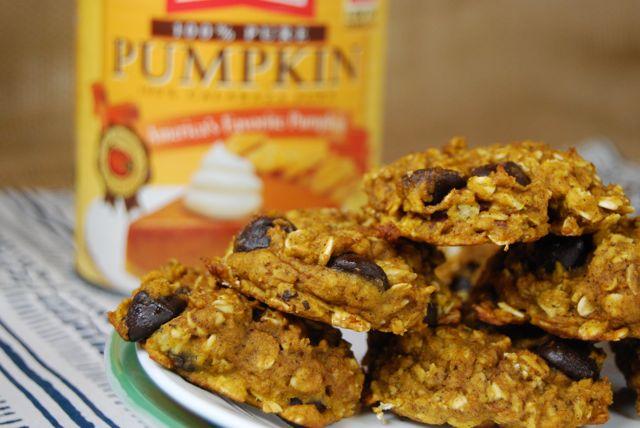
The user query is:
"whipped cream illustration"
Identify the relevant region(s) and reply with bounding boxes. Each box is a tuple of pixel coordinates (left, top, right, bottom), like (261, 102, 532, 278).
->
(184, 142, 263, 220)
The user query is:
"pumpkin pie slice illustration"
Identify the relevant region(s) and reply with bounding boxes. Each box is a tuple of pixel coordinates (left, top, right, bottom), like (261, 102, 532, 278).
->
(126, 134, 361, 276)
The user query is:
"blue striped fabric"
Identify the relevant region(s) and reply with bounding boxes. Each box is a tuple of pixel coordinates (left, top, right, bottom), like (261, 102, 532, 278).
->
(0, 141, 636, 427)
(0, 189, 147, 428)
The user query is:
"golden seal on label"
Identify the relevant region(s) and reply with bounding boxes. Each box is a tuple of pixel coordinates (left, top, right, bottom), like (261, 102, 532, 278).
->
(97, 125, 150, 208)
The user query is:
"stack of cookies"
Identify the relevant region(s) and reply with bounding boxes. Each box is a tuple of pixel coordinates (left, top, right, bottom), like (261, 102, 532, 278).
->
(109, 138, 640, 427)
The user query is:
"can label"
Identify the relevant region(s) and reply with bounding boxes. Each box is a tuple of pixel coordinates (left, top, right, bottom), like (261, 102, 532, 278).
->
(75, 0, 386, 292)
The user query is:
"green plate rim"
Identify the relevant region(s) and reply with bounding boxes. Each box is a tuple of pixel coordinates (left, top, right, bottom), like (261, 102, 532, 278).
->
(105, 331, 215, 428)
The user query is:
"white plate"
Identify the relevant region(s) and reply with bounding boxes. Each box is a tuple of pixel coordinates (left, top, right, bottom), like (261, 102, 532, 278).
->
(136, 329, 638, 427)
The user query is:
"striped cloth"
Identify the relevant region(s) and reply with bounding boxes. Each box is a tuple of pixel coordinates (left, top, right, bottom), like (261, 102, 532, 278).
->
(0, 190, 146, 427)
(0, 140, 637, 427)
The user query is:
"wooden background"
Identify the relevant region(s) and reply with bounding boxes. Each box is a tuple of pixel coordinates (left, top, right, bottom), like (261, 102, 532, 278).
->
(2, 0, 640, 187)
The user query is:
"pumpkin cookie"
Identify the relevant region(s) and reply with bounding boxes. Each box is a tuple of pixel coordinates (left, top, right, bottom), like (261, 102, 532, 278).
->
(109, 261, 364, 427)
(474, 218, 640, 341)
(212, 208, 456, 335)
(364, 138, 631, 246)
(364, 325, 612, 427)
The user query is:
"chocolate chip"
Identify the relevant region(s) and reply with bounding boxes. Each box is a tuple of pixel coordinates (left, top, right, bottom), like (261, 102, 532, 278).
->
(403, 167, 466, 205)
(312, 401, 327, 413)
(302, 300, 310, 310)
(535, 339, 598, 380)
(289, 397, 303, 406)
(429, 169, 467, 203)
(234, 216, 296, 252)
(327, 253, 390, 290)
(281, 289, 297, 302)
(470, 161, 530, 186)
(125, 291, 186, 341)
(502, 161, 531, 186)
(234, 217, 273, 252)
(423, 302, 438, 326)
(526, 234, 594, 272)
(325, 385, 333, 396)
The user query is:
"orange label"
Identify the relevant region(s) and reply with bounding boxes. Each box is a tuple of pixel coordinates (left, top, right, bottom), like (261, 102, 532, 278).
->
(75, 0, 387, 291)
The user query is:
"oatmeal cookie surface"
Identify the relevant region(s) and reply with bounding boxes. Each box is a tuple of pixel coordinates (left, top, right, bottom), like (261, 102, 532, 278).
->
(364, 325, 612, 427)
(214, 208, 457, 334)
(473, 218, 640, 341)
(108, 261, 364, 427)
(364, 138, 631, 246)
